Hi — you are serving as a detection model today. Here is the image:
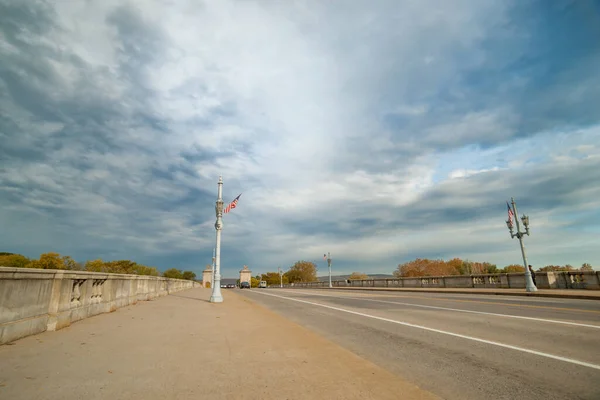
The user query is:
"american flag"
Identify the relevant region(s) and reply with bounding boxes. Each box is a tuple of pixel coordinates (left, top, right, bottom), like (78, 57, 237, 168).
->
(506, 201, 514, 227)
(224, 193, 242, 214)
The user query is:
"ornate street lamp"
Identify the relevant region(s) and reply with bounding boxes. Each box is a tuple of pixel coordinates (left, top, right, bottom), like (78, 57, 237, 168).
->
(278, 266, 283, 288)
(326, 252, 332, 288)
(506, 197, 537, 292)
(210, 176, 224, 303)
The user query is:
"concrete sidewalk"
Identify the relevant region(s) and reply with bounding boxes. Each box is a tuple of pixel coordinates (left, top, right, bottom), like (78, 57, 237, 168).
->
(297, 286, 600, 300)
(0, 288, 439, 400)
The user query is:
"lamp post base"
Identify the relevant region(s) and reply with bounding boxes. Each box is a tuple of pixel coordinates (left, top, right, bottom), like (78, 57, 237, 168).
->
(525, 285, 538, 292)
(210, 294, 224, 303)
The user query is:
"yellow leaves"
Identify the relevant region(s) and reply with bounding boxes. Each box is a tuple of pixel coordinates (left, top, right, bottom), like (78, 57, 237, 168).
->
(85, 259, 106, 272)
(503, 264, 525, 273)
(285, 261, 318, 283)
(349, 272, 369, 280)
(260, 272, 288, 285)
(0, 253, 30, 268)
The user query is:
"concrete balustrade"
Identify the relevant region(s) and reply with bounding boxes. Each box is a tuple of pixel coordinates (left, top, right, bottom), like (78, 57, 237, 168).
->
(0, 267, 200, 344)
(286, 271, 600, 290)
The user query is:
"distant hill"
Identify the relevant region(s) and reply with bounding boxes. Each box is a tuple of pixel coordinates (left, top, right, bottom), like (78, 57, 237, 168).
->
(317, 274, 393, 282)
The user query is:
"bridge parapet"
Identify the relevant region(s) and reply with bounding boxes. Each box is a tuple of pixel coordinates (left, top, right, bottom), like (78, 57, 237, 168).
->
(285, 271, 600, 290)
(0, 267, 199, 344)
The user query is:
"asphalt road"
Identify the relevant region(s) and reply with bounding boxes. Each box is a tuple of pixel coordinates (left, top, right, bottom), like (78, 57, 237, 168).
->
(237, 288, 600, 400)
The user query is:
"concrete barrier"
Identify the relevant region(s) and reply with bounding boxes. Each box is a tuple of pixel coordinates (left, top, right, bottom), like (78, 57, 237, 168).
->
(0, 267, 200, 344)
(286, 271, 600, 290)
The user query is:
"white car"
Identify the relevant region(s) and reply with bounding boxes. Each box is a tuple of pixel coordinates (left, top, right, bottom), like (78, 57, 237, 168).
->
(258, 281, 267, 288)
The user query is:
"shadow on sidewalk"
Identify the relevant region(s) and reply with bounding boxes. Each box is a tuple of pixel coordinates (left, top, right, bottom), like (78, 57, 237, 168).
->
(169, 293, 210, 302)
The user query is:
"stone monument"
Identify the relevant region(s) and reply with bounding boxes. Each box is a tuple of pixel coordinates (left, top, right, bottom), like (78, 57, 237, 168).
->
(202, 264, 213, 288)
(239, 265, 252, 285)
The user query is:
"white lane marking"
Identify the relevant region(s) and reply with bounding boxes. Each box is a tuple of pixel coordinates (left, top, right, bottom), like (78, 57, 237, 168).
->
(289, 290, 600, 329)
(252, 290, 600, 371)
(318, 289, 590, 303)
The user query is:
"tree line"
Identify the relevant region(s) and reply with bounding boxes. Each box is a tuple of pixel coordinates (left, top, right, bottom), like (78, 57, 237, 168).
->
(256, 262, 373, 286)
(393, 258, 594, 277)
(254, 258, 595, 285)
(255, 260, 318, 286)
(0, 252, 197, 280)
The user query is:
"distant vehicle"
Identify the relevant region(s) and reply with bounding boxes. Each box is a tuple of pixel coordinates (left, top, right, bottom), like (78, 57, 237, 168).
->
(240, 281, 250, 289)
(227, 284, 235, 288)
(258, 280, 267, 288)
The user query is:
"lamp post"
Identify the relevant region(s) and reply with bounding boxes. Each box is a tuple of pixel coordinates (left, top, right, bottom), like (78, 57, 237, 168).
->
(506, 197, 537, 292)
(211, 248, 216, 289)
(278, 266, 283, 288)
(326, 252, 332, 288)
(210, 176, 224, 303)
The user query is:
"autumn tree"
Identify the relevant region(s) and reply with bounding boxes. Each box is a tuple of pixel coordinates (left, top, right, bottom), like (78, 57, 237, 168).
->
(502, 264, 525, 273)
(349, 272, 369, 280)
(394, 258, 499, 277)
(395, 258, 458, 277)
(163, 268, 184, 279)
(134, 264, 160, 276)
(104, 260, 138, 274)
(444, 258, 463, 275)
(580, 263, 593, 271)
(0, 253, 31, 268)
(62, 255, 80, 270)
(27, 252, 75, 270)
(285, 261, 318, 283)
(482, 262, 498, 274)
(85, 259, 106, 272)
(395, 258, 429, 277)
(251, 276, 260, 287)
(261, 272, 288, 285)
(538, 265, 576, 272)
(182, 271, 197, 280)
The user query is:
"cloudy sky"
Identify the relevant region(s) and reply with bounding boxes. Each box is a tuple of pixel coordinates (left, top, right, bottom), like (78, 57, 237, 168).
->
(1, 0, 599, 278)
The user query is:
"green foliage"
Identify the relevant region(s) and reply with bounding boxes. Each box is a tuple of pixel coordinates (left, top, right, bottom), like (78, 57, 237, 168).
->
(182, 271, 197, 280)
(84, 259, 159, 276)
(163, 268, 184, 279)
(260, 272, 288, 285)
(250, 277, 260, 288)
(284, 260, 318, 283)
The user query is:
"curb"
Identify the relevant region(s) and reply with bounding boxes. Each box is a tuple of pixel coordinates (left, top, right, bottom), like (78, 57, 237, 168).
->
(284, 287, 600, 301)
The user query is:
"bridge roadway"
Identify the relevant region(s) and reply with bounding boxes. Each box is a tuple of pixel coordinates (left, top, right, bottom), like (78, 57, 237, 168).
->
(0, 287, 439, 400)
(237, 288, 600, 400)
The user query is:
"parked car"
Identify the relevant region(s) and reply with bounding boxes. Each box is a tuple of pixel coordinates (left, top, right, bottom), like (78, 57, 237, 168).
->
(227, 284, 235, 288)
(240, 281, 250, 289)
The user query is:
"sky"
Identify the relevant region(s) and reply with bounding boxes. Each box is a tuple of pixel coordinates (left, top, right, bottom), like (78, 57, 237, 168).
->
(1, 0, 599, 278)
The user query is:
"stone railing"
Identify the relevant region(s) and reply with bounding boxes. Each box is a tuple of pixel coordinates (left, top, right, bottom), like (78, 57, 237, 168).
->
(284, 271, 600, 290)
(0, 267, 200, 345)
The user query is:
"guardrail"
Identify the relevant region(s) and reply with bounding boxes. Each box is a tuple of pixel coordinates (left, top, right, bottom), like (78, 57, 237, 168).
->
(283, 271, 600, 290)
(0, 267, 200, 344)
